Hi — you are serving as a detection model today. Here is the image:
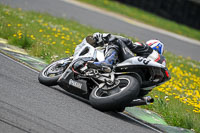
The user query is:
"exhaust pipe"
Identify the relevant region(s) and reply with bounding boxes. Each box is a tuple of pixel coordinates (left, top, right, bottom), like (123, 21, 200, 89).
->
(127, 96, 154, 107)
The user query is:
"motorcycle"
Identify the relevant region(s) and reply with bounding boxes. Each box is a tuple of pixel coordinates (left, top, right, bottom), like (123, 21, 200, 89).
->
(38, 37, 171, 111)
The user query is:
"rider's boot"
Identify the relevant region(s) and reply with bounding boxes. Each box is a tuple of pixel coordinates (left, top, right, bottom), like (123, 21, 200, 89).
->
(94, 50, 118, 67)
(90, 50, 118, 72)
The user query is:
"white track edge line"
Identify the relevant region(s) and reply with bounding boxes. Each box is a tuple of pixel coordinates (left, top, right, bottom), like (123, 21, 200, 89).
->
(0, 52, 39, 73)
(119, 112, 163, 133)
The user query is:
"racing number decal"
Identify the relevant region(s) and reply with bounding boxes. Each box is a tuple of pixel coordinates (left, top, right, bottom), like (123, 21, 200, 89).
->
(138, 57, 150, 65)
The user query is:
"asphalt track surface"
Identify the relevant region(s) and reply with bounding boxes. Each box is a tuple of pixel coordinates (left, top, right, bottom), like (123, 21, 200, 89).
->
(0, 52, 158, 133)
(1, 0, 200, 61)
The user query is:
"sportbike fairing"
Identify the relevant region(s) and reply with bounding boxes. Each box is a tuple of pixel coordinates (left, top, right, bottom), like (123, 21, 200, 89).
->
(73, 38, 105, 62)
(117, 56, 166, 68)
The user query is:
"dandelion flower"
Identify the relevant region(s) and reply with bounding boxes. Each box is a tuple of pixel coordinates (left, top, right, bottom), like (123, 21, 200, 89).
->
(17, 24, 22, 27)
(65, 50, 70, 54)
(18, 32, 22, 36)
(154, 95, 158, 98)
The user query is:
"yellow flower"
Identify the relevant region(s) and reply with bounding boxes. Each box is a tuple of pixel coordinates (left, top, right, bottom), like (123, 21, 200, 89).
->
(5, 11, 9, 15)
(54, 34, 58, 38)
(37, 19, 42, 23)
(61, 40, 65, 45)
(30, 35, 35, 40)
(18, 32, 22, 36)
(17, 24, 22, 27)
(52, 28, 56, 31)
(7, 24, 11, 27)
(174, 96, 180, 99)
(52, 42, 56, 45)
(13, 34, 17, 37)
(154, 95, 158, 98)
(65, 50, 70, 54)
(39, 29, 43, 32)
(42, 23, 48, 26)
(193, 110, 197, 113)
(166, 98, 170, 101)
(63, 27, 69, 31)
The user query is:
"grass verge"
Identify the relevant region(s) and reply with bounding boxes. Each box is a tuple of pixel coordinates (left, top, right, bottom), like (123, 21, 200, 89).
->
(0, 4, 103, 63)
(0, 4, 200, 132)
(78, 0, 200, 41)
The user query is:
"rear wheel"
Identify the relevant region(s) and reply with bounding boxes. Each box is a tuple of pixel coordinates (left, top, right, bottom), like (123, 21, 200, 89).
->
(38, 58, 71, 86)
(89, 75, 140, 111)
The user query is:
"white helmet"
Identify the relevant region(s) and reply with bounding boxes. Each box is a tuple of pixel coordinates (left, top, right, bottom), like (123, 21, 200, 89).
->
(92, 32, 111, 47)
(146, 39, 164, 55)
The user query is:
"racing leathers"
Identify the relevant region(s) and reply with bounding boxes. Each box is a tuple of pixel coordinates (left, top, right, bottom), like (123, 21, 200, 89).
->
(91, 33, 166, 67)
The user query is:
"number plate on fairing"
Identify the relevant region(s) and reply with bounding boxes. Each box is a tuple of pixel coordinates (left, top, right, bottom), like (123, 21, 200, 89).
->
(117, 57, 165, 68)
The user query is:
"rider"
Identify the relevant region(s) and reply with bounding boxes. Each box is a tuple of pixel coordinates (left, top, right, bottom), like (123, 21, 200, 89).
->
(86, 32, 166, 68)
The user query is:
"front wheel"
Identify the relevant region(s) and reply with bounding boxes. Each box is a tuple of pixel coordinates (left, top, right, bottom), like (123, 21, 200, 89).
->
(89, 75, 140, 111)
(38, 58, 71, 86)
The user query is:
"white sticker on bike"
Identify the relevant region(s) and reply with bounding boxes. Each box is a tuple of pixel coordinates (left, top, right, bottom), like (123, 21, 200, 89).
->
(69, 79, 82, 89)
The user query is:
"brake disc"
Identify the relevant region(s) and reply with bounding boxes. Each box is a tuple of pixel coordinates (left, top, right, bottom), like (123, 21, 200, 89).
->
(101, 79, 120, 91)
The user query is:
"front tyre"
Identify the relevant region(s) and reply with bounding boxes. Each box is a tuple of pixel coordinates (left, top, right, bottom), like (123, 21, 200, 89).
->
(38, 58, 71, 86)
(89, 75, 140, 111)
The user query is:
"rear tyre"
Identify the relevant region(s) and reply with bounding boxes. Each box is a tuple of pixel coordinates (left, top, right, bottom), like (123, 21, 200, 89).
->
(38, 58, 71, 86)
(89, 75, 140, 111)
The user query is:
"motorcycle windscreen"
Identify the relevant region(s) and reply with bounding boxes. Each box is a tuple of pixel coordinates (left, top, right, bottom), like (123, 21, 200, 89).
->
(73, 38, 97, 61)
